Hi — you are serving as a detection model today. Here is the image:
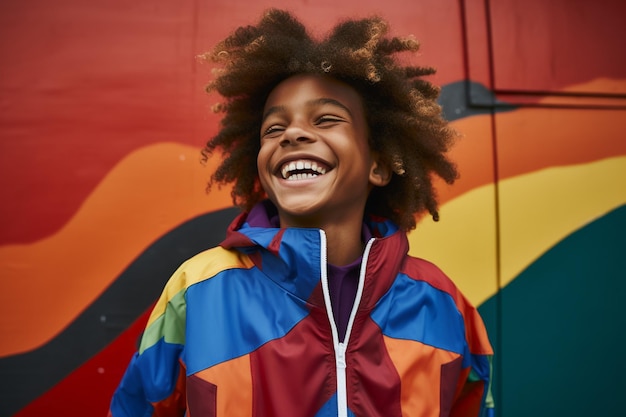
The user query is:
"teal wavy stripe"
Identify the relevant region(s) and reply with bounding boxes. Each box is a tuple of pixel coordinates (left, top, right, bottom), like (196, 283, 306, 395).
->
(479, 204, 626, 417)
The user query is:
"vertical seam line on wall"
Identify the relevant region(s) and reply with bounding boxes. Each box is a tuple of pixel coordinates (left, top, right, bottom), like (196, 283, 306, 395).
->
(482, 0, 503, 415)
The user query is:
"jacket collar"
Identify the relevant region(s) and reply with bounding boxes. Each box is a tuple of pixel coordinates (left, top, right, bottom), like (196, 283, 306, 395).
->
(220, 201, 408, 307)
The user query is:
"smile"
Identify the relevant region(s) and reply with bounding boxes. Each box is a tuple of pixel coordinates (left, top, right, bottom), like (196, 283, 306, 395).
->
(280, 159, 328, 181)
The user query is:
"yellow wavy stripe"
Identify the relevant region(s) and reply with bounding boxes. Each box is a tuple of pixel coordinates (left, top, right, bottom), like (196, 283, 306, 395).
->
(408, 183, 499, 306)
(499, 156, 626, 289)
(408, 156, 626, 306)
(0, 143, 233, 357)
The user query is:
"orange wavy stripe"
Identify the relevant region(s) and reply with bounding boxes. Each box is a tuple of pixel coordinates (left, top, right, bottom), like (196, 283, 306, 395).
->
(0, 143, 232, 357)
(437, 81, 626, 204)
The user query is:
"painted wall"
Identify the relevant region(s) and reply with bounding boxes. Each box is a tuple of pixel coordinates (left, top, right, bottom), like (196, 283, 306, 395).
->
(1, 0, 624, 416)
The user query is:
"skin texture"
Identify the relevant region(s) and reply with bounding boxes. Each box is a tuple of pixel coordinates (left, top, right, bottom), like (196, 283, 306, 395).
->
(258, 74, 390, 265)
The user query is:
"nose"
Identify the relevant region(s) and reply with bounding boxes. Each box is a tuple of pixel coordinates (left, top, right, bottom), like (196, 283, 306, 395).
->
(280, 125, 315, 147)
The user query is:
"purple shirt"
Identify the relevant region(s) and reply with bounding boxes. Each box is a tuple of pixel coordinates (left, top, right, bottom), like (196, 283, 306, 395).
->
(327, 259, 360, 342)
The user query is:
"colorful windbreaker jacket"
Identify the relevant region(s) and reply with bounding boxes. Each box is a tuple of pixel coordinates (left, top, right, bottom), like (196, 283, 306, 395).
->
(109, 203, 494, 417)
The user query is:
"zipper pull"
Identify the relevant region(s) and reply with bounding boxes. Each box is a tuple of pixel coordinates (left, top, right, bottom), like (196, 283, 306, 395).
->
(336, 342, 347, 369)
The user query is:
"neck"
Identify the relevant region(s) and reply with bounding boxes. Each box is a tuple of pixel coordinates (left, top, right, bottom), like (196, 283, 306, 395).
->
(322, 221, 365, 266)
(278, 213, 365, 266)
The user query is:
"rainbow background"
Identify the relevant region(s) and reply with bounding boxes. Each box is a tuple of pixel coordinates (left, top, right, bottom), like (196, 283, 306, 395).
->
(1, 0, 624, 416)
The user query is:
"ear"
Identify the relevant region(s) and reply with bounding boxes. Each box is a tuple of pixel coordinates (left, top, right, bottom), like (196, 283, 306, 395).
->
(369, 155, 392, 187)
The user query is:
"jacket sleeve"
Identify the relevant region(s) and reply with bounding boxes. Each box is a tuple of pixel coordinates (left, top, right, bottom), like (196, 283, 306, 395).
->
(450, 355, 494, 417)
(450, 296, 495, 417)
(108, 268, 189, 417)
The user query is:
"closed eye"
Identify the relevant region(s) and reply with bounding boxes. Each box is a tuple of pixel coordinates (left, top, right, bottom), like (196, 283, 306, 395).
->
(262, 124, 285, 138)
(315, 115, 345, 126)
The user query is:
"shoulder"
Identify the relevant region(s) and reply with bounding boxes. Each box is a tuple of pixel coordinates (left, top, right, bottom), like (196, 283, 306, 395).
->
(179, 246, 255, 280)
(153, 246, 254, 306)
(169, 246, 255, 290)
(400, 255, 493, 355)
(144, 246, 255, 329)
(400, 255, 459, 297)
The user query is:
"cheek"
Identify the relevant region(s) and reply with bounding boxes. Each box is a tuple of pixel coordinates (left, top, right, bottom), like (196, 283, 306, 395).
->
(256, 148, 272, 185)
(256, 145, 268, 170)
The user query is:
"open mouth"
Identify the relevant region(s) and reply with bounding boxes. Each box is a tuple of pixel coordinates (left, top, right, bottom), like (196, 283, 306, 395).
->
(280, 159, 328, 181)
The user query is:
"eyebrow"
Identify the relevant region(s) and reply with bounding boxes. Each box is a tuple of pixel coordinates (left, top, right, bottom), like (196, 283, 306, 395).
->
(262, 98, 353, 122)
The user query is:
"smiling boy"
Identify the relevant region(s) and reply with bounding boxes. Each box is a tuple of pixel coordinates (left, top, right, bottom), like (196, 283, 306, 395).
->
(258, 74, 390, 265)
(109, 9, 494, 417)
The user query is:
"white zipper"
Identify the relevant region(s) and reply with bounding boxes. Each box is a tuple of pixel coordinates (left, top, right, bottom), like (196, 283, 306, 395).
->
(319, 230, 375, 417)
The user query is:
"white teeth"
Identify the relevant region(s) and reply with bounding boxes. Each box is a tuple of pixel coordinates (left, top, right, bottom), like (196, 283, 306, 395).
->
(286, 173, 318, 181)
(280, 159, 327, 180)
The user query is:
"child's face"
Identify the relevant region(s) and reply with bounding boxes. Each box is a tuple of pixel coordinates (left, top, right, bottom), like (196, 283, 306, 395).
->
(258, 74, 388, 228)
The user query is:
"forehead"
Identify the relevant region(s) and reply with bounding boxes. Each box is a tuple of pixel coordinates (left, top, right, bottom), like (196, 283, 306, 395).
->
(263, 74, 364, 113)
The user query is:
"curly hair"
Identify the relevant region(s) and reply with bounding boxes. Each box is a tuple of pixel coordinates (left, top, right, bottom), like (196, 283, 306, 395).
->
(200, 8, 459, 231)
